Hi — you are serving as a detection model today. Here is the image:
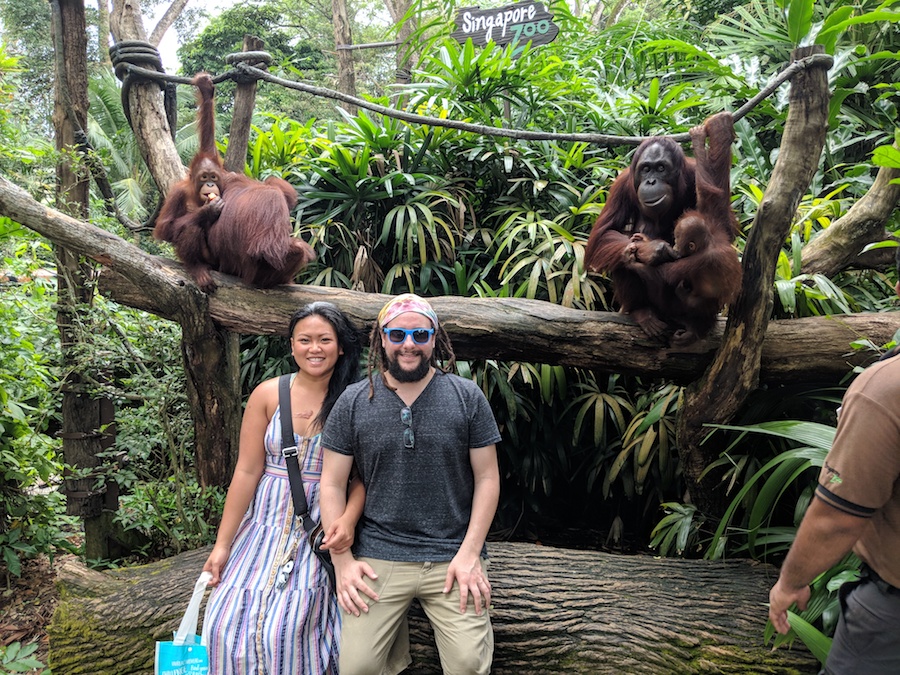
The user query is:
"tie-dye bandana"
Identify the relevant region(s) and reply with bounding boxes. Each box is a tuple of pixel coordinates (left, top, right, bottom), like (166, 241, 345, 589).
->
(377, 293, 439, 329)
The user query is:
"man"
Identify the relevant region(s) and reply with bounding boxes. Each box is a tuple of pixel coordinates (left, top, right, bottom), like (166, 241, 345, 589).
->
(768, 271, 900, 673)
(320, 293, 501, 675)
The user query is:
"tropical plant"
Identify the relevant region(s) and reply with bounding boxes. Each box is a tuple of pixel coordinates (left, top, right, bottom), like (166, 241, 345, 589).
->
(603, 383, 682, 501)
(65, 298, 228, 559)
(0, 240, 76, 580)
(6, 0, 900, 577)
(700, 419, 861, 665)
(87, 69, 154, 221)
(0, 640, 48, 674)
(567, 372, 634, 490)
(709, 0, 900, 151)
(649, 502, 700, 556)
(291, 115, 473, 293)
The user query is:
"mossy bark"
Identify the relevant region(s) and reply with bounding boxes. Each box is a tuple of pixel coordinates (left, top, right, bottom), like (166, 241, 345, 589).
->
(49, 543, 818, 674)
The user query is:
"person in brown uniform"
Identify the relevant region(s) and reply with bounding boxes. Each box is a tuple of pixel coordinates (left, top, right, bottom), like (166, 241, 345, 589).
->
(769, 266, 900, 674)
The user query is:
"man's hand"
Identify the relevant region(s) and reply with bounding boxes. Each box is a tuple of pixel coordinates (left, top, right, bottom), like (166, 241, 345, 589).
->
(768, 577, 811, 634)
(444, 553, 491, 615)
(334, 552, 380, 616)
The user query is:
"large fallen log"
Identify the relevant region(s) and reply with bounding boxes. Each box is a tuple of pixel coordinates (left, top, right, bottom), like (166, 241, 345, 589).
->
(48, 542, 817, 674)
(99, 260, 900, 385)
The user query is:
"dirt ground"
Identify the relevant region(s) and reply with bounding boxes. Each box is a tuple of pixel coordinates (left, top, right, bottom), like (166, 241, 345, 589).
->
(1, 555, 64, 669)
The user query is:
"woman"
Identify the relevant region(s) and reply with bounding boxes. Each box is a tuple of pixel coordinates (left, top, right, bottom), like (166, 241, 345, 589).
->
(203, 301, 363, 674)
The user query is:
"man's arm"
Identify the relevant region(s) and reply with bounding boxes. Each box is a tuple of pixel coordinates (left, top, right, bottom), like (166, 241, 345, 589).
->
(444, 444, 500, 615)
(768, 496, 867, 634)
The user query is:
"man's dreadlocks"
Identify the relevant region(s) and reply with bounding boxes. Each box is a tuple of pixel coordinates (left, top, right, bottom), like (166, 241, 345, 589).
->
(366, 322, 457, 399)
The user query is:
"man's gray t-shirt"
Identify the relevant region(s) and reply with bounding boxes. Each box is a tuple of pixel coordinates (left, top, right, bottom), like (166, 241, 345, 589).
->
(322, 371, 501, 562)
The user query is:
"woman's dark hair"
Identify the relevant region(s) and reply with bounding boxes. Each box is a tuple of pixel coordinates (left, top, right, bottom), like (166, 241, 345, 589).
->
(288, 301, 362, 427)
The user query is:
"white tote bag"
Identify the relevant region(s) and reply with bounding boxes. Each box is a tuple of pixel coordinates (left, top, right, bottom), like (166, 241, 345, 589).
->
(154, 571, 212, 675)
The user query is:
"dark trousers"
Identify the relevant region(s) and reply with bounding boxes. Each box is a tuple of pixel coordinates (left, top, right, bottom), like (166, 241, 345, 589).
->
(823, 565, 900, 675)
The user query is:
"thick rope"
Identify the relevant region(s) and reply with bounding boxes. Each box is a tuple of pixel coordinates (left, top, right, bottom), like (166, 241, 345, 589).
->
(111, 51, 833, 147)
(109, 40, 180, 137)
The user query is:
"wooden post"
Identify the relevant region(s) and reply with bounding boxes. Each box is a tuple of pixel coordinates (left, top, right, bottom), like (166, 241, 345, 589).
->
(676, 46, 833, 516)
(332, 0, 358, 114)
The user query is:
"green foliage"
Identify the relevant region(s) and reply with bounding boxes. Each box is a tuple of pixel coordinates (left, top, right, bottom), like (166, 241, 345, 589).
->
(0, 45, 54, 198)
(177, 0, 391, 121)
(227, 2, 900, 546)
(0, 250, 75, 580)
(4, 0, 900, 573)
(649, 502, 699, 556)
(289, 114, 475, 294)
(603, 384, 682, 500)
(87, 70, 154, 220)
(699, 419, 855, 661)
(872, 133, 900, 170)
(0, 0, 52, 131)
(682, 0, 746, 25)
(776, 608, 833, 666)
(178, 3, 316, 78)
(177, 2, 335, 122)
(705, 421, 833, 559)
(763, 558, 858, 667)
(115, 478, 225, 558)
(64, 298, 227, 559)
(0, 640, 48, 674)
(708, 0, 900, 142)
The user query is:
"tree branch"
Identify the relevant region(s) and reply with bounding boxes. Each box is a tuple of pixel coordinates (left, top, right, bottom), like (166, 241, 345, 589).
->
(149, 0, 190, 47)
(677, 46, 833, 516)
(2, 171, 892, 389)
(801, 161, 900, 276)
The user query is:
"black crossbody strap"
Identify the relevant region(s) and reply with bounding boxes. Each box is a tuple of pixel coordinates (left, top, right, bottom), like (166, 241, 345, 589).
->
(278, 374, 316, 534)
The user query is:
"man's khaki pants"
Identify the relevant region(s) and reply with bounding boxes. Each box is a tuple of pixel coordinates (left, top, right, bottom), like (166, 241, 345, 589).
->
(339, 558, 493, 675)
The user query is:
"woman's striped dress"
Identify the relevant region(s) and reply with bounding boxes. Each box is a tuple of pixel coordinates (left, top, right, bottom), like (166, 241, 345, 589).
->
(203, 406, 339, 674)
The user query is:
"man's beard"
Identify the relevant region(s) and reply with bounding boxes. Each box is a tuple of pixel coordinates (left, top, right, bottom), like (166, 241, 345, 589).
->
(386, 351, 431, 382)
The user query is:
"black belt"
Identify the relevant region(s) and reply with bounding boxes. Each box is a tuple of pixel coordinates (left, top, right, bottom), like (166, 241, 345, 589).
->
(862, 563, 899, 595)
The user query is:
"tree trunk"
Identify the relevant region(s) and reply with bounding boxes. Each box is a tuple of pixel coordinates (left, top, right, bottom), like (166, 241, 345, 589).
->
(97, 260, 900, 384)
(801, 159, 900, 276)
(105, 0, 240, 486)
(332, 0, 357, 114)
(176, 299, 241, 488)
(383, 0, 416, 84)
(148, 0, 190, 47)
(677, 46, 833, 517)
(223, 36, 266, 173)
(217, 35, 273, 478)
(48, 543, 818, 674)
(97, 0, 111, 67)
(109, 0, 184, 195)
(51, 0, 116, 561)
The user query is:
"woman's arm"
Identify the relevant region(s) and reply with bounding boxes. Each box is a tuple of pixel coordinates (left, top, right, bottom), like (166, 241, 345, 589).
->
(203, 379, 272, 584)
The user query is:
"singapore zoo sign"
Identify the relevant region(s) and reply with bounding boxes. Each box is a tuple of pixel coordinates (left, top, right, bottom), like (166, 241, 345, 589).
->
(451, 1, 560, 57)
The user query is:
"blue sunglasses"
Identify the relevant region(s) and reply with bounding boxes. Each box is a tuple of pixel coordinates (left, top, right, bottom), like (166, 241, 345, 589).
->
(383, 327, 435, 344)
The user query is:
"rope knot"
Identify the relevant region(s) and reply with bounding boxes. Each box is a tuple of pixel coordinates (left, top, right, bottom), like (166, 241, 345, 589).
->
(226, 51, 273, 83)
(109, 40, 164, 82)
